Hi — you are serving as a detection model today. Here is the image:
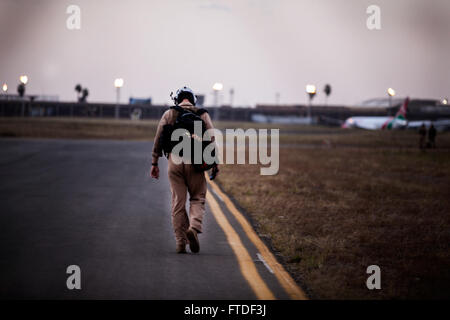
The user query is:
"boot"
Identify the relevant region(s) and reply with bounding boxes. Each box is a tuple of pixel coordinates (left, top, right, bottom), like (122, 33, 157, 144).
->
(186, 228, 200, 253)
(176, 243, 186, 254)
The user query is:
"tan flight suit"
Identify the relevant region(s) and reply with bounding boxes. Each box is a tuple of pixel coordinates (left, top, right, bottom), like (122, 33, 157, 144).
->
(152, 101, 214, 246)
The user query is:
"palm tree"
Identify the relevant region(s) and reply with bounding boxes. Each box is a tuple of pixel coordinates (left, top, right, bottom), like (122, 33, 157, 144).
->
(17, 83, 25, 97)
(80, 88, 89, 103)
(75, 84, 82, 102)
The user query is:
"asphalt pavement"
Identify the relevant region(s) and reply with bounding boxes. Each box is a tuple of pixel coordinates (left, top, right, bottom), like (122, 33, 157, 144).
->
(0, 138, 295, 299)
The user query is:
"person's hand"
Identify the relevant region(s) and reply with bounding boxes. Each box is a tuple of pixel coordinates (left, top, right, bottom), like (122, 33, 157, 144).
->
(210, 165, 219, 180)
(213, 165, 219, 177)
(150, 165, 160, 179)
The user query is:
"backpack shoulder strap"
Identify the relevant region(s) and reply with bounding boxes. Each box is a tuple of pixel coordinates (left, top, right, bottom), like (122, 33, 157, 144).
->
(196, 108, 208, 116)
(170, 105, 185, 113)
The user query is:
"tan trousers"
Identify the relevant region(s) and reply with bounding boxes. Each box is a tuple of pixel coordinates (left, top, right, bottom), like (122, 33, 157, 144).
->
(168, 155, 207, 245)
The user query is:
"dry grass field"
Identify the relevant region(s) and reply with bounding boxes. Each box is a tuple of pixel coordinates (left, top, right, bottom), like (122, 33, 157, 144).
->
(2, 117, 449, 299)
(216, 129, 450, 299)
(0, 117, 158, 140)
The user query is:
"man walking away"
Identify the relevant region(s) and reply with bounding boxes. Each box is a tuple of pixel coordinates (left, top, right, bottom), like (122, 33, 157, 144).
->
(150, 87, 219, 254)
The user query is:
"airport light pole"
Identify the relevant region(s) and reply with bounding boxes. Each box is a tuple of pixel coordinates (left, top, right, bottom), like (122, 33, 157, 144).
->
(324, 84, 332, 106)
(1, 83, 6, 115)
(213, 82, 223, 121)
(229, 88, 234, 107)
(20, 75, 28, 86)
(114, 78, 124, 119)
(306, 84, 317, 124)
(19, 75, 28, 117)
(387, 87, 396, 108)
(213, 82, 223, 106)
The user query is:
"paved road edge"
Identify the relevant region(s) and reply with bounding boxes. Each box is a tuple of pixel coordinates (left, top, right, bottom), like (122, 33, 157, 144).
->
(206, 191, 276, 300)
(208, 178, 309, 300)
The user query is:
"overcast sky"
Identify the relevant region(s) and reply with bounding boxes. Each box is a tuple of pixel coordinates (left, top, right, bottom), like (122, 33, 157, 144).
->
(0, 0, 449, 106)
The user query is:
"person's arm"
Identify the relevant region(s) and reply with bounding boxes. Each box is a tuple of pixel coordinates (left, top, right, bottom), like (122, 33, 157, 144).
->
(201, 111, 215, 141)
(201, 112, 220, 178)
(150, 111, 170, 179)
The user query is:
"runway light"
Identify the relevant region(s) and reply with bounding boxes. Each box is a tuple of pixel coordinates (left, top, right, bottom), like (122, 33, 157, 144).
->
(2, 83, 7, 92)
(19, 75, 28, 85)
(212, 82, 223, 91)
(442, 98, 448, 105)
(306, 84, 317, 95)
(114, 78, 124, 88)
(387, 88, 396, 97)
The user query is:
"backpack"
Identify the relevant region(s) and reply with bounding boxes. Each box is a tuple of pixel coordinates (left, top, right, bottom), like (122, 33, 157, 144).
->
(160, 106, 217, 172)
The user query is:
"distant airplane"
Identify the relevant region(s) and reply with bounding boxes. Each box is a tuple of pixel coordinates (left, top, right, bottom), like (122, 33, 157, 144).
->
(342, 98, 409, 130)
(342, 97, 450, 131)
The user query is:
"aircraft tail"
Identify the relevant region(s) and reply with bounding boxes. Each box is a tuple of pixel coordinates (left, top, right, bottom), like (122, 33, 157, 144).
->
(382, 97, 409, 129)
(395, 97, 409, 121)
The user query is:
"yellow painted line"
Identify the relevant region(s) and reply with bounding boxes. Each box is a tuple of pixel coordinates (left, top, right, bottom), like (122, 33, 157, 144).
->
(205, 191, 276, 300)
(209, 179, 308, 300)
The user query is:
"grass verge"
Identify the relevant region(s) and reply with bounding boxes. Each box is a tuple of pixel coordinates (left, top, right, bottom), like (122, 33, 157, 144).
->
(0, 117, 158, 140)
(216, 130, 450, 299)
